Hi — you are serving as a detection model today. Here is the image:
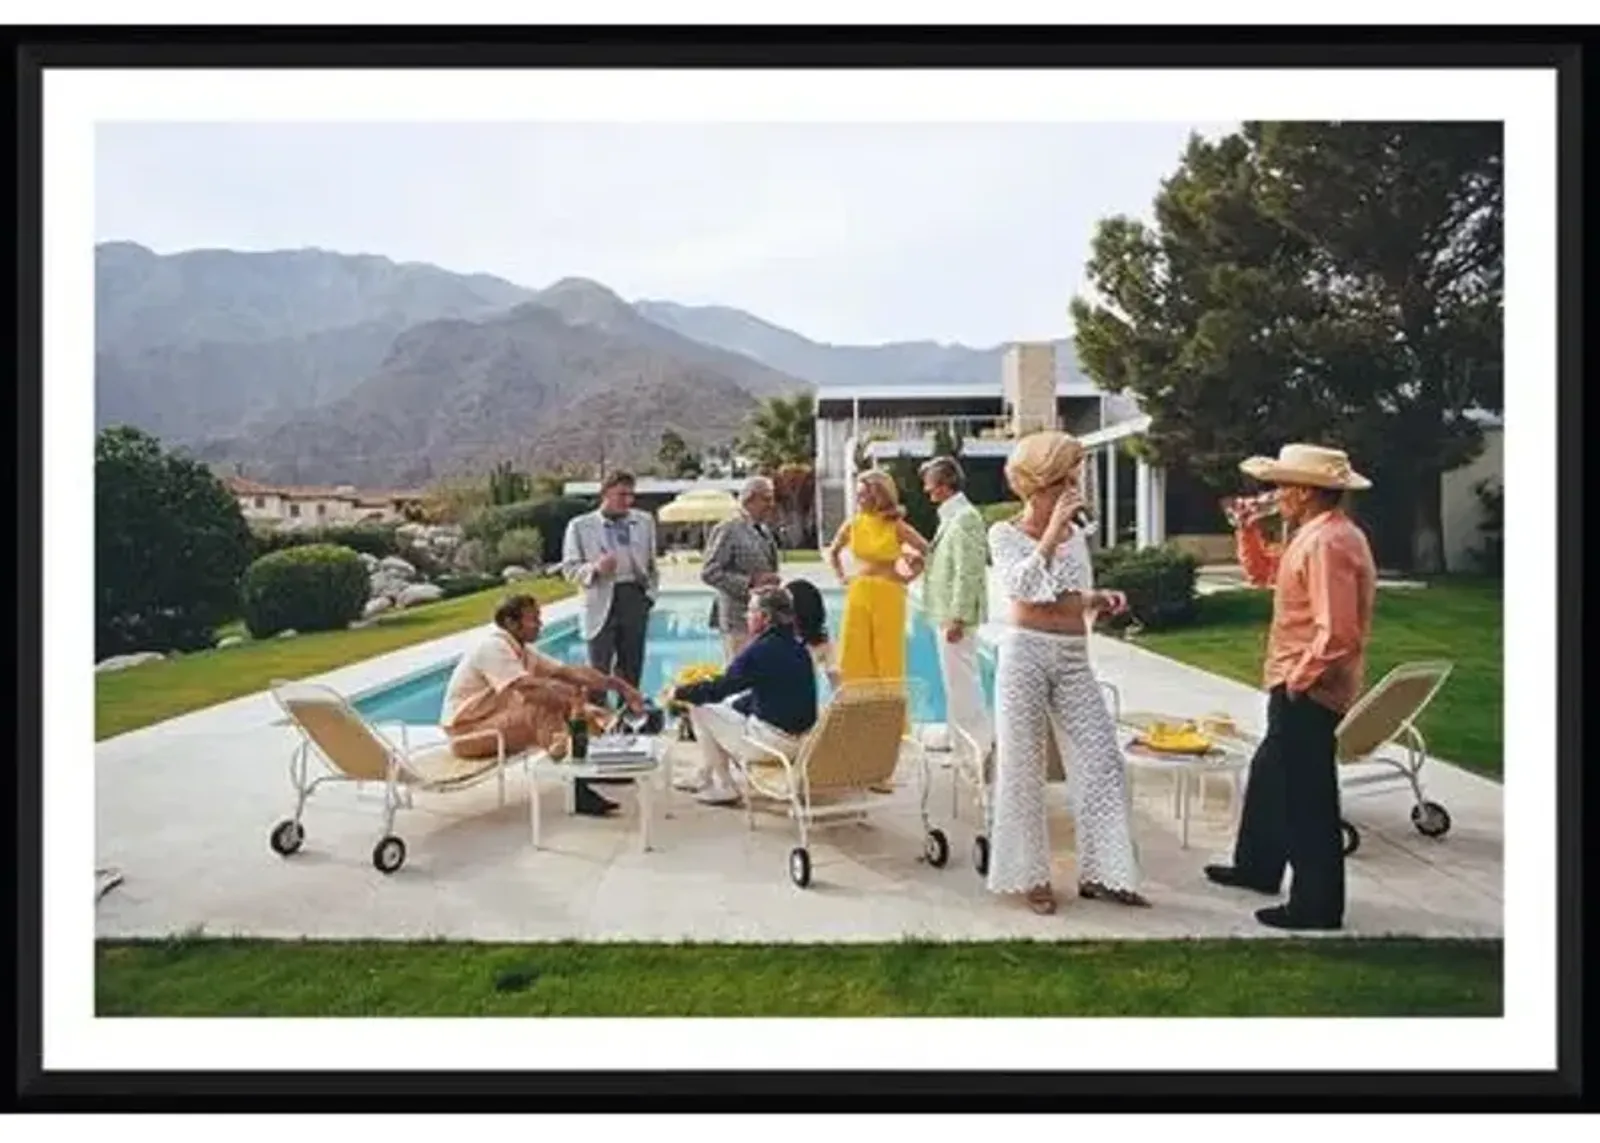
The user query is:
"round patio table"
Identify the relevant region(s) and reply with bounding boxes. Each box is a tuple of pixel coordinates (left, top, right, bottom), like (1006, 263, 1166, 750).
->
(526, 737, 667, 853)
(1117, 711, 1254, 849)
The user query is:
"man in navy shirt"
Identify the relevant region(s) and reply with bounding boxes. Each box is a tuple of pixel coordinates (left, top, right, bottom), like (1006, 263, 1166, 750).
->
(671, 585, 819, 806)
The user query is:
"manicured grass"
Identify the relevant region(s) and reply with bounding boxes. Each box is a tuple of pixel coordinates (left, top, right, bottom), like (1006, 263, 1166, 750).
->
(95, 936, 1501, 1017)
(94, 578, 576, 741)
(1133, 578, 1502, 779)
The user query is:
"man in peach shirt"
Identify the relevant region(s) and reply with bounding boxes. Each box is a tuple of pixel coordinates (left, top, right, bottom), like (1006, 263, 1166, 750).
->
(1205, 444, 1377, 931)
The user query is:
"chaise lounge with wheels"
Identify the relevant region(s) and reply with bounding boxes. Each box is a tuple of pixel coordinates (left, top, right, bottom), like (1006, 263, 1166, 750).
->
(267, 678, 523, 874)
(1333, 660, 1456, 856)
(734, 678, 927, 888)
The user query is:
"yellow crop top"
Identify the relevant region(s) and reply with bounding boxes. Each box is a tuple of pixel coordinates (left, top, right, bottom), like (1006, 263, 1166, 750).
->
(848, 511, 902, 564)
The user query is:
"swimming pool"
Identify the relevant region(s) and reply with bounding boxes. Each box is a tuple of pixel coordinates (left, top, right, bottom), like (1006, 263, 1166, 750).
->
(352, 588, 997, 726)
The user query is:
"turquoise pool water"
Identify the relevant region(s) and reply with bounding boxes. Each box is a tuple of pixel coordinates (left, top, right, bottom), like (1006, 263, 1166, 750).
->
(352, 588, 997, 726)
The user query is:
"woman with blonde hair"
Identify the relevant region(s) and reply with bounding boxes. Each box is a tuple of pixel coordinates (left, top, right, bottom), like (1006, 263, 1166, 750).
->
(985, 431, 1148, 914)
(826, 467, 930, 692)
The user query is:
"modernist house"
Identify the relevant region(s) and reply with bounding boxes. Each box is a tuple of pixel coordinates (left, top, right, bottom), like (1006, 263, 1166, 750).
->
(223, 476, 426, 529)
(811, 341, 1504, 573)
(813, 342, 1175, 552)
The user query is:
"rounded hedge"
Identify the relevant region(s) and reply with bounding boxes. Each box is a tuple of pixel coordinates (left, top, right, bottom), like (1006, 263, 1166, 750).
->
(241, 543, 370, 638)
(1093, 543, 1200, 631)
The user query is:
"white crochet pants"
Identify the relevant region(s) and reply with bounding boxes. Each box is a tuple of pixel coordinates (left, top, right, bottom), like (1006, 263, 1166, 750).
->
(987, 628, 1141, 895)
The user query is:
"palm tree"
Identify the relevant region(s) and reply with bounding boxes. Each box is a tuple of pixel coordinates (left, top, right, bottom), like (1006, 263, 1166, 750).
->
(740, 392, 815, 471)
(741, 393, 818, 546)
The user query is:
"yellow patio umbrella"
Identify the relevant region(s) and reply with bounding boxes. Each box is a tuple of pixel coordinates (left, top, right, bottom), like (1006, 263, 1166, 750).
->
(656, 489, 742, 552)
(657, 489, 741, 524)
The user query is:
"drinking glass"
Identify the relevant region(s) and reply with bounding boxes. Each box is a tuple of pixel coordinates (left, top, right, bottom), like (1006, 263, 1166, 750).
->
(1221, 491, 1281, 528)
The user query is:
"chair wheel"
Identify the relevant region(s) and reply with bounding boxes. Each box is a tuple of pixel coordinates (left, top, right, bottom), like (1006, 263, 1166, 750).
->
(269, 819, 304, 856)
(372, 835, 407, 874)
(972, 834, 991, 877)
(788, 846, 812, 888)
(1412, 801, 1452, 838)
(1340, 820, 1360, 857)
(924, 828, 951, 868)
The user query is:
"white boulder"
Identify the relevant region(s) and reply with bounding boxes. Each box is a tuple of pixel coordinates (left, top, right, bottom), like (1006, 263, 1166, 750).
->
(216, 635, 245, 649)
(501, 565, 533, 582)
(94, 651, 165, 673)
(277, 628, 299, 639)
(363, 596, 394, 619)
(377, 555, 416, 580)
(397, 582, 444, 608)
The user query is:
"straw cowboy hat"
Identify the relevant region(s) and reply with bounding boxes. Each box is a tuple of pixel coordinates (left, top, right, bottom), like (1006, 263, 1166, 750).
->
(1239, 443, 1372, 491)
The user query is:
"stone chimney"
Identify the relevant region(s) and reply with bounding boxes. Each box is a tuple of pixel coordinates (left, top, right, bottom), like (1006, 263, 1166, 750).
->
(1002, 342, 1057, 437)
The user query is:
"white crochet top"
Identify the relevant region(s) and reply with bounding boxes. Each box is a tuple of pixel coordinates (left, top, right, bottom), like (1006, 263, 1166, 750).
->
(987, 518, 1094, 603)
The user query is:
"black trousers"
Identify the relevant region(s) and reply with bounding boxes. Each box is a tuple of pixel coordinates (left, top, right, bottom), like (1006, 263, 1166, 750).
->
(1231, 685, 1346, 925)
(588, 583, 651, 695)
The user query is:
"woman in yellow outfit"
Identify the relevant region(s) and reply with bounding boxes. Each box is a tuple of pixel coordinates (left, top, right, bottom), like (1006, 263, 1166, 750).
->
(826, 471, 931, 789)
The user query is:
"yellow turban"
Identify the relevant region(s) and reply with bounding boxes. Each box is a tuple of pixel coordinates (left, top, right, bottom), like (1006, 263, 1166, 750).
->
(1005, 431, 1086, 499)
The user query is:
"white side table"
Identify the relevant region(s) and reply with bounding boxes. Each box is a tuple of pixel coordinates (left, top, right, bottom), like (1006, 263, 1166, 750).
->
(1117, 716, 1251, 849)
(526, 738, 666, 852)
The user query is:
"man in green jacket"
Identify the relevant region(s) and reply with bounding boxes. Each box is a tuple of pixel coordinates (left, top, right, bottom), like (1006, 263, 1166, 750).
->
(918, 455, 993, 770)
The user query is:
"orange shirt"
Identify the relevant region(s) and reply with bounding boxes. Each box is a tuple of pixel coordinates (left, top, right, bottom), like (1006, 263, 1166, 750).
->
(1241, 510, 1377, 714)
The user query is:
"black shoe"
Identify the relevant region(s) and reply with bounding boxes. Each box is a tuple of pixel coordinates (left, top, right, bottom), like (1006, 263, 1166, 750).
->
(573, 783, 619, 817)
(585, 777, 634, 786)
(1204, 864, 1280, 895)
(1255, 905, 1341, 932)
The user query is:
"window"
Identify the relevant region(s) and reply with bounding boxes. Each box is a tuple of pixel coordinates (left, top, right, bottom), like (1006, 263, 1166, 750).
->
(289, 503, 301, 518)
(316, 503, 327, 518)
(253, 496, 265, 509)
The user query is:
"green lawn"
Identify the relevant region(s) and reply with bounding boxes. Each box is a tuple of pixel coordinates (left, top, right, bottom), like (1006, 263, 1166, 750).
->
(95, 578, 576, 741)
(96, 936, 1501, 1017)
(1133, 578, 1502, 779)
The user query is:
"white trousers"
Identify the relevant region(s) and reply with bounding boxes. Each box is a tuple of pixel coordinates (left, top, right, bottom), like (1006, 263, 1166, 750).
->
(937, 627, 994, 768)
(987, 627, 1141, 895)
(688, 700, 798, 788)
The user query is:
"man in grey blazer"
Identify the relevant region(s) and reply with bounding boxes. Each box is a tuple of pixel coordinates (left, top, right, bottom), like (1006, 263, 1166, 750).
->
(560, 470, 660, 696)
(701, 475, 783, 661)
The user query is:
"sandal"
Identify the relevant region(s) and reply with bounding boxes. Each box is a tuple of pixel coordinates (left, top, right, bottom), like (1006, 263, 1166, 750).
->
(1078, 880, 1150, 908)
(1023, 885, 1058, 915)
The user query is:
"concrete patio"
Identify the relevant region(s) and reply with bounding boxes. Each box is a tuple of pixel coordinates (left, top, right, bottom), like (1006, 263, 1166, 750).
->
(94, 566, 1502, 945)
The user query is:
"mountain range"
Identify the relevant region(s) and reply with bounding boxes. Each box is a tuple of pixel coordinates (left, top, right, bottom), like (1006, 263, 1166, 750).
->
(95, 242, 1096, 487)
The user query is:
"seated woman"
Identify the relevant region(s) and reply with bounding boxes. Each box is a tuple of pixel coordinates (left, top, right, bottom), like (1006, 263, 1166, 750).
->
(786, 578, 841, 691)
(441, 593, 644, 817)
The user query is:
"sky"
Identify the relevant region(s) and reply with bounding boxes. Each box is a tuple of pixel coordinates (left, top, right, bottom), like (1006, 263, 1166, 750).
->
(96, 120, 1235, 348)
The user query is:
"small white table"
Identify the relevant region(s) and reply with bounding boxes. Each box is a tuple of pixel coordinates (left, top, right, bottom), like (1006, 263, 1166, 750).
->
(1118, 713, 1253, 849)
(526, 738, 667, 852)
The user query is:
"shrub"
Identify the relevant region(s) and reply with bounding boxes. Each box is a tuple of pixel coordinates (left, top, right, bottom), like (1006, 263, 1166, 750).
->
(251, 522, 402, 561)
(979, 500, 1022, 527)
(240, 544, 369, 638)
(434, 572, 504, 600)
(494, 527, 544, 571)
(96, 426, 255, 656)
(465, 496, 594, 563)
(1093, 543, 1200, 631)
(1471, 478, 1503, 577)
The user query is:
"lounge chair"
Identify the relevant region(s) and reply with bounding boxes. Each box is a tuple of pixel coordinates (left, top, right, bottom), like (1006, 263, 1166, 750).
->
(1334, 660, 1455, 856)
(933, 680, 1121, 877)
(267, 679, 520, 874)
(735, 678, 927, 888)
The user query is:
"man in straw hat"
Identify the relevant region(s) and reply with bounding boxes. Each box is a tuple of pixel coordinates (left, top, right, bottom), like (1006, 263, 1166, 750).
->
(1205, 443, 1377, 932)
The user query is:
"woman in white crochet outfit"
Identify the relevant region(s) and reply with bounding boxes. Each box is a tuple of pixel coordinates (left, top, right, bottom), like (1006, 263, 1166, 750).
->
(986, 430, 1149, 915)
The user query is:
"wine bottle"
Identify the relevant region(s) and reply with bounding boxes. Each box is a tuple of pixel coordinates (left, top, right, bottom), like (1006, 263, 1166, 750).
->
(568, 712, 589, 760)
